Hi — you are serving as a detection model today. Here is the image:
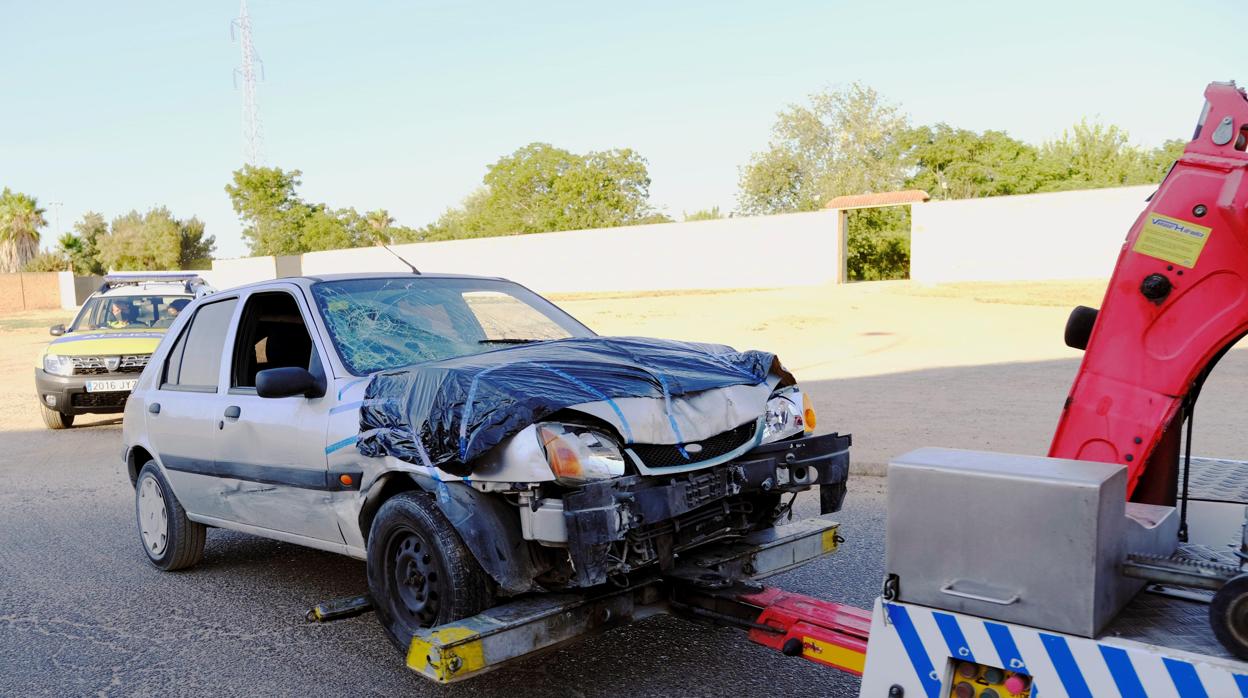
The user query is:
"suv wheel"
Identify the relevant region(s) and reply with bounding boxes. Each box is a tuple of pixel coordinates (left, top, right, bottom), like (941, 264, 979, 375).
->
(40, 404, 74, 429)
(135, 461, 206, 571)
(366, 491, 494, 650)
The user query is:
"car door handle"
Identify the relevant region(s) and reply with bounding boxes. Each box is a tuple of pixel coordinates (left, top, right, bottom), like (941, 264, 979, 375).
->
(223, 405, 241, 419)
(148, 402, 161, 414)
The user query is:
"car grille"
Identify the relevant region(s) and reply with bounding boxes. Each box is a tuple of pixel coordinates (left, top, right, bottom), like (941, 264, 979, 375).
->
(629, 421, 757, 469)
(71, 391, 130, 408)
(71, 354, 150, 375)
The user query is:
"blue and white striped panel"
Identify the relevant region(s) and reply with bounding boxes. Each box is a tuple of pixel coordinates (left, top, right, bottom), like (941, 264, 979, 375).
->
(860, 600, 1248, 698)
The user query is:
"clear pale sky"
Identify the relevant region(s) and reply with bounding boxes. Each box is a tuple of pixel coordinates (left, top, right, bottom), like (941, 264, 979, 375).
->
(3, 0, 1245, 259)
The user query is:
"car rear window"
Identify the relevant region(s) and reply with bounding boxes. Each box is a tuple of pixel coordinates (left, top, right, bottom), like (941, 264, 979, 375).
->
(163, 298, 238, 392)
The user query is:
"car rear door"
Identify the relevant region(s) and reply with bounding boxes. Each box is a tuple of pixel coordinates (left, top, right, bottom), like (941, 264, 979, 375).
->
(146, 296, 240, 520)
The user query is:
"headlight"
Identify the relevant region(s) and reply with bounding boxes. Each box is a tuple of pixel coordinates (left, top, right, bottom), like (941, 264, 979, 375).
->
(43, 354, 74, 377)
(537, 423, 626, 485)
(761, 387, 813, 444)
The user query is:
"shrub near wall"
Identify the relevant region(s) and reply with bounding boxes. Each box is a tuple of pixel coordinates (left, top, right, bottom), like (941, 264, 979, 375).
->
(848, 230, 910, 281)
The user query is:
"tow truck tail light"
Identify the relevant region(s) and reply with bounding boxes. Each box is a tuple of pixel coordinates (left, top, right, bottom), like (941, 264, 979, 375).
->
(946, 660, 1031, 697)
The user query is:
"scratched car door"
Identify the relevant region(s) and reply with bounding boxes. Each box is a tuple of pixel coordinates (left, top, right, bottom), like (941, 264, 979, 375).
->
(211, 286, 342, 544)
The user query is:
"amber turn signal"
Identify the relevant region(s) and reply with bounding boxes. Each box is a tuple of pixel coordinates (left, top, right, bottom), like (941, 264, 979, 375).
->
(339, 474, 354, 486)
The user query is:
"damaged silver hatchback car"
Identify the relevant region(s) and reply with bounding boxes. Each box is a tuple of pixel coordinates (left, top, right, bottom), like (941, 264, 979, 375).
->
(121, 273, 849, 651)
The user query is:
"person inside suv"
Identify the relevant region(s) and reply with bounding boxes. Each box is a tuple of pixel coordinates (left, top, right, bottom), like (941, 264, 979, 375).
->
(153, 298, 190, 328)
(106, 301, 139, 329)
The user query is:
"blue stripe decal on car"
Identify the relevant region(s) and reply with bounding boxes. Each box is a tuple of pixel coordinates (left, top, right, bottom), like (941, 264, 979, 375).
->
(337, 377, 369, 400)
(984, 622, 1029, 674)
(329, 400, 363, 415)
(1163, 658, 1208, 698)
(1234, 674, 1248, 697)
(534, 363, 634, 443)
(884, 604, 941, 698)
(1098, 646, 1147, 698)
(325, 435, 356, 454)
(1039, 633, 1092, 698)
(932, 612, 976, 663)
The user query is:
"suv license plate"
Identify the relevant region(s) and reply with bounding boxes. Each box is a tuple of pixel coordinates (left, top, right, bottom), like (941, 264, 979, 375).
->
(85, 379, 137, 393)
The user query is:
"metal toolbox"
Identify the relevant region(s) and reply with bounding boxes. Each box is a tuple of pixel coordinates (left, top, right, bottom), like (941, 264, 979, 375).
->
(886, 447, 1177, 637)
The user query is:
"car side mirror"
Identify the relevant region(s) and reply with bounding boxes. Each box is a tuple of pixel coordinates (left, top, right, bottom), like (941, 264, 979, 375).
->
(256, 367, 325, 399)
(49, 324, 65, 337)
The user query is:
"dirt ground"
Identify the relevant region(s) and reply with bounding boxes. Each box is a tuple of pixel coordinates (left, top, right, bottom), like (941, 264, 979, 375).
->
(4, 279, 1248, 696)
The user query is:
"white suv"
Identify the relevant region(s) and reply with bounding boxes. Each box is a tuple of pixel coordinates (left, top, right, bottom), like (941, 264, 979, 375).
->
(35, 273, 211, 429)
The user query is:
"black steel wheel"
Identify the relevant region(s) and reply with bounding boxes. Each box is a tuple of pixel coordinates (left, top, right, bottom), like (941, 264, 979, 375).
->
(388, 526, 444, 627)
(366, 491, 494, 651)
(1211, 573, 1248, 660)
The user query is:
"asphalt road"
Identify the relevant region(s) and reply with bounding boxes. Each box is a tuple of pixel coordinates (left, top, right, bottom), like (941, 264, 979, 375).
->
(0, 417, 885, 698)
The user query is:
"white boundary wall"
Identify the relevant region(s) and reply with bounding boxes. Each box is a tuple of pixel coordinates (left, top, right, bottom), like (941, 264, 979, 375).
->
(910, 185, 1154, 283)
(299, 211, 840, 293)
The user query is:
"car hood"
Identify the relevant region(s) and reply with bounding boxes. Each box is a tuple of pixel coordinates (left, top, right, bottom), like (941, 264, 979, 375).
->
(357, 336, 791, 476)
(44, 330, 165, 357)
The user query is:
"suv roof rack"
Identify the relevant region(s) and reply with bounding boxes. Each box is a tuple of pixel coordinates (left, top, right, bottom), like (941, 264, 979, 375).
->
(99, 273, 214, 296)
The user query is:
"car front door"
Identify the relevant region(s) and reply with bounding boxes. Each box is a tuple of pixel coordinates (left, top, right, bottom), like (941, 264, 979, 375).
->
(211, 286, 343, 544)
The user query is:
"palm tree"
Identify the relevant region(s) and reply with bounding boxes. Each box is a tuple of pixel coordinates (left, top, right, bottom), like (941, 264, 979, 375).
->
(366, 208, 395, 246)
(0, 188, 46, 272)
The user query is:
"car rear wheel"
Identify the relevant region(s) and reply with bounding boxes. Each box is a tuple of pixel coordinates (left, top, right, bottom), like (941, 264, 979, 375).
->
(40, 404, 73, 429)
(366, 491, 494, 651)
(135, 461, 205, 571)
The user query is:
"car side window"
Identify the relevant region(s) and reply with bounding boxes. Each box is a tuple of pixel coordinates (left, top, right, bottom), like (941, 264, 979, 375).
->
(161, 298, 238, 392)
(231, 291, 317, 389)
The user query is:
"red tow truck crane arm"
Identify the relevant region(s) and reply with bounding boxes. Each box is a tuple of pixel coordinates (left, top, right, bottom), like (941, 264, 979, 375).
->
(1049, 81, 1248, 503)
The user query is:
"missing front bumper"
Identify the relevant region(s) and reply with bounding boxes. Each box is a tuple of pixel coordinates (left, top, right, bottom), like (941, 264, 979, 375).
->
(560, 432, 850, 587)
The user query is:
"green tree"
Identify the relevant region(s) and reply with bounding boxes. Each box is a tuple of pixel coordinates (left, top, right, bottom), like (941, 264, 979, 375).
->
(683, 207, 724, 221)
(422, 143, 667, 239)
(1036, 121, 1158, 191)
(57, 212, 107, 274)
(97, 207, 216, 271)
(366, 209, 396, 245)
(178, 217, 216, 269)
(737, 83, 911, 215)
(904, 125, 1043, 200)
(225, 165, 397, 254)
(225, 165, 314, 255)
(1150, 138, 1188, 180)
(0, 188, 47, 273)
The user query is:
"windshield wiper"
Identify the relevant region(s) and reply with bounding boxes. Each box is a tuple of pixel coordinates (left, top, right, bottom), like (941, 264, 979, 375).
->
(478, 338, 542, 344)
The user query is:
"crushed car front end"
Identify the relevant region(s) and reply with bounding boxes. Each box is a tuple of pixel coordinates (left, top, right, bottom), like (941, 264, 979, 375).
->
(527, 426, 849, 588)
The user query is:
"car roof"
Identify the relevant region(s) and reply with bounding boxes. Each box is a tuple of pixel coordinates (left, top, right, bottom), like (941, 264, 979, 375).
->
(226, 271, 512, 293)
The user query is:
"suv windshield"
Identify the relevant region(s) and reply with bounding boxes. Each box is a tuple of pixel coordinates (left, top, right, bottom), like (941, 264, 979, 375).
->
(70, 294, 193, 332)
(311, 277, 595, 374)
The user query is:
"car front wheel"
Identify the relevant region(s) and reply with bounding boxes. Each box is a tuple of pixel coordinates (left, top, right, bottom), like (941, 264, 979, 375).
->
(366, 491, 494, 650)
(40, 404, 73, 429)
(135, 461, 205, 571)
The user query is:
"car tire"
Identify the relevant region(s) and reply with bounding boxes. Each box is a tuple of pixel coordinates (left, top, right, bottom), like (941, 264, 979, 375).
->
(1211, 573, 1248, 660)
(367, 491, 494, 651)
(40, 404, 74, 429)
(135, 461, 206, 571)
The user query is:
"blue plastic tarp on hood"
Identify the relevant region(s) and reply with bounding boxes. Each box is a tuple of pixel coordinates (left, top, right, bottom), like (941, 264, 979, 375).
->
(356, 336, 788, 475)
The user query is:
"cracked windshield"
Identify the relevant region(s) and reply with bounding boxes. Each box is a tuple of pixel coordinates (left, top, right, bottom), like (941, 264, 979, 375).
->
(311, 277, 593, 374)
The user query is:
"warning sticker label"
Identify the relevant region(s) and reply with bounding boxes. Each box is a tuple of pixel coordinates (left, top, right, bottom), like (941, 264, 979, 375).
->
(1132, 213, 1212, 268)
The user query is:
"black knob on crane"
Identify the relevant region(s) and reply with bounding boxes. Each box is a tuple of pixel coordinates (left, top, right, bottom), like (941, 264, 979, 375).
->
(1140, 273, 1173, 304)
